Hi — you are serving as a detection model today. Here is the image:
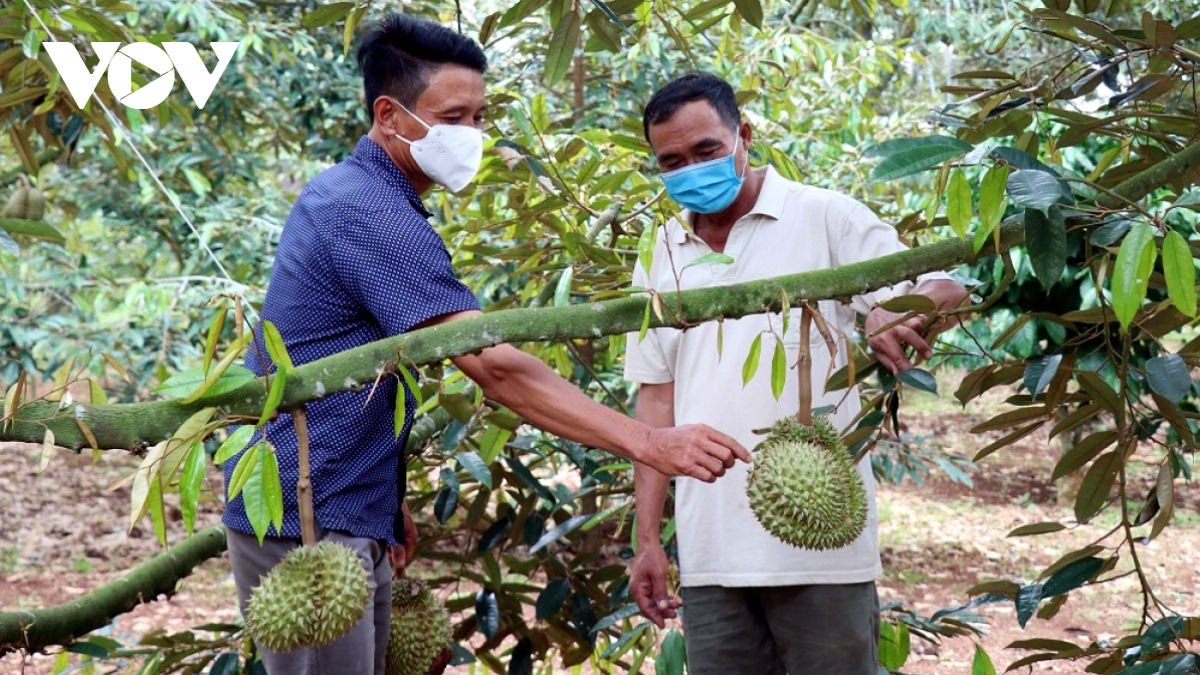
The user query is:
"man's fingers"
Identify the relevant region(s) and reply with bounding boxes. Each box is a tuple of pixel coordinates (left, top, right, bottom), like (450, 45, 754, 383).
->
(708, 428, 751, 463)
(891, 326, 931, 363)
(632, 582, 664, 627)
(686, 464, 716, 482)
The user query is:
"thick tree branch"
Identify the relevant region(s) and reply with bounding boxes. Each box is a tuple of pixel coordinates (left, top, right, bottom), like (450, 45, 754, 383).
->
(2, 223, 1024, 450)
(2, 139, 1191, 451)
(0, 526, 227, 654)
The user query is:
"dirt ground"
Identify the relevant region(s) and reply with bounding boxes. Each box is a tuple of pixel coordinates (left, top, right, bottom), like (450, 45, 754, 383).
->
(2, 378, 1197, 674)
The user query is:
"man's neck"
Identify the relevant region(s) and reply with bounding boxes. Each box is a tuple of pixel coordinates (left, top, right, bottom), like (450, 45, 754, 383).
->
(691, 167, 767, 252)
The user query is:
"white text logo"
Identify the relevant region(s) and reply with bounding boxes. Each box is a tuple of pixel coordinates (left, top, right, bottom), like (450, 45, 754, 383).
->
(43, 42, 240, 110)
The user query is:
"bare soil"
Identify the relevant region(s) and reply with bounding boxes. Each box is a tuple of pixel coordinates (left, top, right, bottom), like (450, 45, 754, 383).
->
(2, 378, 1198, 674)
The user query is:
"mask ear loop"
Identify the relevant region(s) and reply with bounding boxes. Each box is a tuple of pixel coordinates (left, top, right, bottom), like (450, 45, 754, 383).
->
(734, 132, 749, 180)
(390, 98, 432, 145)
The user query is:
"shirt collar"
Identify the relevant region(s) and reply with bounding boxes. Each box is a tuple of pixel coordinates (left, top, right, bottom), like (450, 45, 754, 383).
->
(669, 165, 788, 244)
(352, 135, 433, 218)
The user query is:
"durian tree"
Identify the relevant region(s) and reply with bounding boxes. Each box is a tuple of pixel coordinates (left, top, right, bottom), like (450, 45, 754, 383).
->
(2, 0, 1200, 673)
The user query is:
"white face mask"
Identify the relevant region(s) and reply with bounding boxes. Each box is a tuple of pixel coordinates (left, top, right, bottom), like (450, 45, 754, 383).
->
(392, 100, 483, 192)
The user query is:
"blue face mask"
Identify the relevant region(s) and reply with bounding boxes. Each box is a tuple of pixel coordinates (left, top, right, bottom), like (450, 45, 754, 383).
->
(659, 136, 746, 214)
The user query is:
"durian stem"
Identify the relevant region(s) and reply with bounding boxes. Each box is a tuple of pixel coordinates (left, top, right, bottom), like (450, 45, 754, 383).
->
(293, 405, 317, 547)
(797, 305, 813, 427)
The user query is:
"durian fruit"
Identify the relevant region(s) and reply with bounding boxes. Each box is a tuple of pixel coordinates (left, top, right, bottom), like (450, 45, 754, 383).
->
(746, 415, 868, 551)
(1, 182, 45, 221)
(246, 540, 371, 652)
(385, 578, 452, 675)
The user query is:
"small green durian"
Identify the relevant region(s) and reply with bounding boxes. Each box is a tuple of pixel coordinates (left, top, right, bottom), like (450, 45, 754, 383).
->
(246, 540, 371, 652)
(385, 578, 452, 675)
(746, 416, 868, 551)
(0, 184, 44, 221)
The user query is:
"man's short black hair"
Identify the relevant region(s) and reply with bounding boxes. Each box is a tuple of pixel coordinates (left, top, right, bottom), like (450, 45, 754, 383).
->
(356, 14, 488, 122)
(642, 73, 740, 139)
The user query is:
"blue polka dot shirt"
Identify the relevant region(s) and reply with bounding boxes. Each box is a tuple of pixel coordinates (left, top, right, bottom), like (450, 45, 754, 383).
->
(222, 135, 479, 545)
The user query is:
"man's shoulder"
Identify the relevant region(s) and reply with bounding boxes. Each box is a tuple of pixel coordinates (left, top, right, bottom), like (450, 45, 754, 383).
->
(778, 180, 870, 221)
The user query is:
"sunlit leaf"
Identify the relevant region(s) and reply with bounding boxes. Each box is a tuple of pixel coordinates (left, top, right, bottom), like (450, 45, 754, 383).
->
(742, 334, 762, 387)
(947, 169, 972, 237)
(1111, 223, 1157, 329)
(214, 425, 255, 465)
(179, 443, 205, 536)
(1162, 230, 1197, 318)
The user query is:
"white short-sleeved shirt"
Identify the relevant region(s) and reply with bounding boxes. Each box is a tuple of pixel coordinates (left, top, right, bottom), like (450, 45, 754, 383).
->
(625, 166, 953, 587)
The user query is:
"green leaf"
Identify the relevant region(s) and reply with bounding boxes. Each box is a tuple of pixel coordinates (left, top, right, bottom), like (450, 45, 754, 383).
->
(972, 644, 997, 675)
(536, 578, 572, 621)
(588, 0, 632, 32)
(209, 653, 240, 675)
(591, 603, 640, 636)
(1075, 451, 1121, 522)
(530, 514, 589, 554)
(1007, 522, 1066, 537)
(0, 228, 20, 255)
(770, 340, 787, 401)
(262, 321, 295, 371)
(1111, 223, 1157, 329)
(258, 365, 288, 428)
(148, 474, 167, 547)
(544, 10, 582, 85)
(975, 165, 1010, 252)
(732, 0, 763, 28)
(683, 251, 735, 269)
(1051, 431, 1119, 481)
(181, 344, 246, 405)
(262, 446, 284, 533)
(457, 451, 492, 489)
(227, 441, 261, 502)
(1042, 556, 1103, 597)
(600, 622, 651, 660)
(1090, 218, 1132, 247)
(866, 136, 973, 182)
(1006, 170, 1061, 213)
(214, 425, 255, 465)
(989, 147, 1073, 203)
(878, 621, 910, 669)
(0, 218, 66, 243)
(897, 368, 938, 395)
(638, 298, 652, 343)
(555, 266, 575, 307)
(179, 443, 205, 536)
(22, 30, 40, 59)
(656, 629, 686, 675)
(1023, 354, 1063, 398)
(1141, 616, 1185, 655)
(638, 220, 658, 275)
(477, 516, 513, 554)
(1162, 230, 1197, 318)
(241, 450, 270, 544)
(1014, 583, 1043, 628)
(947, 169, 972, 237)
(203, 309, 228, 376)
(1025, 207, 1067, 290)
(508, 636, 532, 675)
(475, 590, 500, 639)
(434, 484, 458, 524)
(1146, 355, 1191, 405)
(301, 1, 355, 28)
(154, 365, 256, 400)
(742, 334, 762, 387)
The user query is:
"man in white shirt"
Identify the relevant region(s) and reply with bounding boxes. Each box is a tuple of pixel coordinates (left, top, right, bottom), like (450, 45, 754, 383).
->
(625, 73, 969, 674)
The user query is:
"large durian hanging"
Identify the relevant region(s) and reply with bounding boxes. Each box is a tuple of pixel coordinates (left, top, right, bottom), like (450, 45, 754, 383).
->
(746, 415, 867, 550)
(745, 305, 868, 551)
(1, 177, 45, 221)
(385, 578, 452, 675)
(246, 540, 371, 652)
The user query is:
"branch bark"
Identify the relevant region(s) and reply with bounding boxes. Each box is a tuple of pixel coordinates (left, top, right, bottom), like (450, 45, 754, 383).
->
(2, 223, 1024, 450)
(0, 526, 227, 654)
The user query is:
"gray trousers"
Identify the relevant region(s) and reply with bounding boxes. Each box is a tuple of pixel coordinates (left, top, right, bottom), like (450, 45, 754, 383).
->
(227, 527, 393, 675)
(680, 582, 880, 675)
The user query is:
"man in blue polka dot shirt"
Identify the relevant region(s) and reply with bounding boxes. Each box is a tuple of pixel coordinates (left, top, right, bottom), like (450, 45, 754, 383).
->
(221, 13, 750, 674)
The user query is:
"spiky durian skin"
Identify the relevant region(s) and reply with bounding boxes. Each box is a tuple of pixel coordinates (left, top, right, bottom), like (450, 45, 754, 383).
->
(746, 416, 868, 551)
(1, 186, 44, 220)
(246, 541, 371, 652)
(1, 186, 28, 219)
(385, 578, 452, 675)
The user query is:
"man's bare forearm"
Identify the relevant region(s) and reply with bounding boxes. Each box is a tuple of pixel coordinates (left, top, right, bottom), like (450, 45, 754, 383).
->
(454, 345, 652, 462)
(633, 383, 675, 546)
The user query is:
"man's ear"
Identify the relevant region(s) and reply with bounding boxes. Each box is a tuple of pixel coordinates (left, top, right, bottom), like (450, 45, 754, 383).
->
(739, 121, 752, 149)
(373, 96, 402, 135)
